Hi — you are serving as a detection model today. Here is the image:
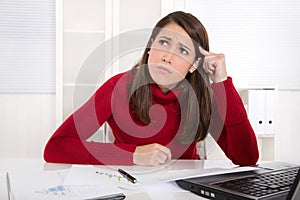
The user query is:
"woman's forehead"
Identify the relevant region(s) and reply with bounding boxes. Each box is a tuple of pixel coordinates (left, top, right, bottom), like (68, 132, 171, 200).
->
(156, 23, 194, 46)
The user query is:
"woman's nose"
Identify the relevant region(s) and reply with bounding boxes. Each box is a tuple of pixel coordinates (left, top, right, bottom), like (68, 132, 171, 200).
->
(161, 52, 173, 64)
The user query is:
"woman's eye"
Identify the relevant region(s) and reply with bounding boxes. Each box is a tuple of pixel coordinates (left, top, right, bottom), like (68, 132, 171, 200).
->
(180, 48, 189, 55)
(159, 40, 168, 46)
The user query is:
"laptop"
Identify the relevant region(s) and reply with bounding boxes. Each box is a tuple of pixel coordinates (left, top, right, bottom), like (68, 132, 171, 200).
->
(176, 162, 300, 200)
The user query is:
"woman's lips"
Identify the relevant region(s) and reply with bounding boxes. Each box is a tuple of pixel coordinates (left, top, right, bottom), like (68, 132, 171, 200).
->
(157, 65, 171, 73)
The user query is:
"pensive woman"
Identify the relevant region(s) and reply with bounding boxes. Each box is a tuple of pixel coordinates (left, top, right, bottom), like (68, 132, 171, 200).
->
(44, 11, 259, 166)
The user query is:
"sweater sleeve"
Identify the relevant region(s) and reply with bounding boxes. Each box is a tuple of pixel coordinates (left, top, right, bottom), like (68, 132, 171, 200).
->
(43, 74, 136, 165)
(209, 77, 259, 166)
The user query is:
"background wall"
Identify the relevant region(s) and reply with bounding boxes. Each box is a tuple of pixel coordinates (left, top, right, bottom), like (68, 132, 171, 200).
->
(0, 0, 56, 158)
(276, 91, 300, 163)
(0, 94, 55, 158)
(0, 0, 299, 163)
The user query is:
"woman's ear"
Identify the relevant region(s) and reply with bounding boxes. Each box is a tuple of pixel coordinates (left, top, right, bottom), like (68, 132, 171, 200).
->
(150, 37, 154, 45)
(189, 57, 202, 73)
(147, 38, 154, 50)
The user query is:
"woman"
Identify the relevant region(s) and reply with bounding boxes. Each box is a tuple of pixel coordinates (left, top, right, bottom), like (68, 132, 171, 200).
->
(44, 11, 259, 166)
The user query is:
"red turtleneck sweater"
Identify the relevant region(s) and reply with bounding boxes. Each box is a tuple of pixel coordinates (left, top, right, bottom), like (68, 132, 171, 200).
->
(44, 72, 259, 166)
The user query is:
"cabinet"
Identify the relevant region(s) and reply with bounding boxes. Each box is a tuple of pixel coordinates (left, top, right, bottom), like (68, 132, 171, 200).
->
(57, 0, 162, 121)
(239, 87, 278, 161)
(56, 0, 162, 141)
(240, 88, 277, 136)
(60, 0, 107, 122)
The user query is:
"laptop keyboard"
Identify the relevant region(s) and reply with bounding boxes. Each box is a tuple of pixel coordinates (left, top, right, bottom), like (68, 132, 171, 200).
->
(213, 167, 299, 197)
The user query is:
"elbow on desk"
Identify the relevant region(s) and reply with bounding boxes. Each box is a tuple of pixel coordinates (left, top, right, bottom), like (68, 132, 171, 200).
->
(231, 149, 259, 166)
(43, 137, 71, 164)
(43, 150, 54, 163)
(43, 139, 60, 163)
(43, 137, 99, 164)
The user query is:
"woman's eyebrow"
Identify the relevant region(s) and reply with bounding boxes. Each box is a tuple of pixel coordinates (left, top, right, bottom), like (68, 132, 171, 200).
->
(178, 42, 192, 52)
(159, 35, 192, 52)
(159, 36, 172, 41)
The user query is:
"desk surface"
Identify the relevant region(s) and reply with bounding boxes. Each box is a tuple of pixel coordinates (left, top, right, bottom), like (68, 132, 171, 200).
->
(4, 158, 297, 200)
(0, 158, 205, 200)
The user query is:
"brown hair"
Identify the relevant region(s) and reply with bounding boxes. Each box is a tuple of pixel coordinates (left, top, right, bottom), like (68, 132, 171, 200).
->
(129, 11, 212, 143)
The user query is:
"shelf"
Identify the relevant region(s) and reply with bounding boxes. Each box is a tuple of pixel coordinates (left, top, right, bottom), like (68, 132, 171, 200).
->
(237, 86, 278, 91)
(256, 134, 275, 138)
(63, 83, 101, 87)
(64, 29, 105, 34)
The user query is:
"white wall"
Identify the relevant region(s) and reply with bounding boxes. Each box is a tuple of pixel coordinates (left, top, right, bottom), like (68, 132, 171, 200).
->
(0, 94, 56, 158)
(1, 0, 299, 162)
(276, 91, 300, 163)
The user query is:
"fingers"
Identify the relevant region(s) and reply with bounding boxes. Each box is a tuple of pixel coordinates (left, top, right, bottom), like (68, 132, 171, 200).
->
(133, 143, 172, 166)
(156, 152, 168, 164)
(158, 145, 172, 160)
(199, 45, 211, 56)
(202, 55, 216, 74)
(200, 47, 227, 83)
(152, 144, 171, 165)
(199, 46, 216, 74)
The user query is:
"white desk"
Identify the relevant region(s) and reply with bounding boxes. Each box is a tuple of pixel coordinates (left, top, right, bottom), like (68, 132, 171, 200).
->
(4, 159, 299, 200)
(0, 158, 206, 200)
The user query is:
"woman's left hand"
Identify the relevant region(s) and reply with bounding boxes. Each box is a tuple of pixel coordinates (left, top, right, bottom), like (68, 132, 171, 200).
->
(199, 46, 228, 83)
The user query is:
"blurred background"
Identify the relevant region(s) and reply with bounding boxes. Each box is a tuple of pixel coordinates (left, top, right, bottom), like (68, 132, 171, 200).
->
(0, 0, 300, 162)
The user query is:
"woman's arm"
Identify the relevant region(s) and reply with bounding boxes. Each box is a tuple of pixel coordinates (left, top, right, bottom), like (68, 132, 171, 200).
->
(43, 73, 136, 165)
(199, 46, 258, 166)
(210, 77, 259, 166)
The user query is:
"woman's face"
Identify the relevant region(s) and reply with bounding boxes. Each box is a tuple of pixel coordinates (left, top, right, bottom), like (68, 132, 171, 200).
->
(148, 23, 196, 91)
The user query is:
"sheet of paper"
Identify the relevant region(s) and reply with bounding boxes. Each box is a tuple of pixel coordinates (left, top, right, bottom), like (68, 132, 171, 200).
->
(63, 160, 258, 190)
(118, 160, 238, 174)
(64, 165, 138, 190)
(111, 160, 258, 184)
(33, 185, 124, 200)
(133, 166, 258, 183)
(137, 182, 204, 200)
(7, 167, 125, 200)
(7, 169, 67, 200)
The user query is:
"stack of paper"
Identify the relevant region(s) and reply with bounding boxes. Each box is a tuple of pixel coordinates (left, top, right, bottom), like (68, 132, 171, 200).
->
(7, 166, 125, 200)
(7, 160, 258, 199)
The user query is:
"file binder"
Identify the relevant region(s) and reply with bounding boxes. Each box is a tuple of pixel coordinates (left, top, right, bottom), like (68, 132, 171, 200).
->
(265, 89, 276, 135)
(241, 88, 276, 136)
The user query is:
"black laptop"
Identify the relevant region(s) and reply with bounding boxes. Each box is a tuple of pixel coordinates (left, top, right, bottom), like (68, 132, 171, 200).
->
(176, 162, 300, 200)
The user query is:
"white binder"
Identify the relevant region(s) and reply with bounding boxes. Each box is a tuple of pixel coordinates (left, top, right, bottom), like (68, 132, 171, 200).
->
(243, 89, 276, 136)
(265, 90, 276, 135)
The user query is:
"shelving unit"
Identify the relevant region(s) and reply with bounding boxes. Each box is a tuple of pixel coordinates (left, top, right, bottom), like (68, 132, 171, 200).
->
(60, 0, 107, 121)
(57, 0, 162, 122)
(239, 87, 278, 161)
(56, 0, 162, 142)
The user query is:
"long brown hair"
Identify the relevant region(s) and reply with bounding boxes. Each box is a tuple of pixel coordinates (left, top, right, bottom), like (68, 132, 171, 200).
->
(129, 11, 212, 143)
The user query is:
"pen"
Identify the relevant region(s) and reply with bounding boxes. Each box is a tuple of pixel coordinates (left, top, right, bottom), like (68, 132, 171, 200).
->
(117, 168, 137, 184)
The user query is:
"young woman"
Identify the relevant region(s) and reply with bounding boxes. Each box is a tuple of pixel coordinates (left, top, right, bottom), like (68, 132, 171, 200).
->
(44, 11, 259, 166)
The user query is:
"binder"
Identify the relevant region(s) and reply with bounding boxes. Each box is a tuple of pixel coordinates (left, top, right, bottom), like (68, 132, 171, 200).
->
(247, 90, 258, 134)
(265, 90, 276, 135)
(244, 89, 276, 136)
(255, 90, 266, 135)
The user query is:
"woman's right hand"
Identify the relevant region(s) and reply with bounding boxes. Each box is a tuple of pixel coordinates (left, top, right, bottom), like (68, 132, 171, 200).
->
(133, 143, 172, 166)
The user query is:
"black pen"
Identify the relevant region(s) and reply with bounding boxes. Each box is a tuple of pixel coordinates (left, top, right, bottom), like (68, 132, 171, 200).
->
(117, 168, 137, 184)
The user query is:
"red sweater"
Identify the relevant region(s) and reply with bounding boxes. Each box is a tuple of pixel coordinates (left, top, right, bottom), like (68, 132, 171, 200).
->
(44, 72, 259, 166)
